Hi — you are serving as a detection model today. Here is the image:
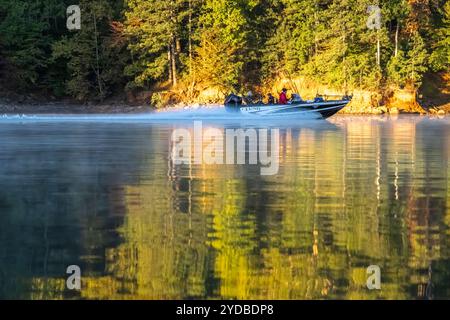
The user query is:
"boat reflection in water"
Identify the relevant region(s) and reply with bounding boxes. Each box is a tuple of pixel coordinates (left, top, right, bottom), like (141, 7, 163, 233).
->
(0, 115, 449, 299)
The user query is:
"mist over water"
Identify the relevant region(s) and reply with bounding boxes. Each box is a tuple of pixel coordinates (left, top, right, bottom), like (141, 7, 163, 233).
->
(0, 114, 449, 299)
(0, 106, 320, 125)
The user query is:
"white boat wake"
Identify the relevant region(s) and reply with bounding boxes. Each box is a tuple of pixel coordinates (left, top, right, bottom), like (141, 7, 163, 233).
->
(0, 107, 322, 124)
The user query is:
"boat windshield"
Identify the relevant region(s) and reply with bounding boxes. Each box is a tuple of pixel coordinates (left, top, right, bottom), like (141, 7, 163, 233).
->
(291, 94, 303, 102)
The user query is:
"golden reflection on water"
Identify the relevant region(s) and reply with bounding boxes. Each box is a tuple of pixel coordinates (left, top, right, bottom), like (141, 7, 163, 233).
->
(0, 116, 449, 299)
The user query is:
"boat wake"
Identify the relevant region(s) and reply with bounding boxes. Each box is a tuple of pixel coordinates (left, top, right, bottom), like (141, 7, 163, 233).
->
(0, 107, 323, 125)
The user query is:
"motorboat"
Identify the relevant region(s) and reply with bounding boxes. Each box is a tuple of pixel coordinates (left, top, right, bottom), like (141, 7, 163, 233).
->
(224, 93, 351, 119)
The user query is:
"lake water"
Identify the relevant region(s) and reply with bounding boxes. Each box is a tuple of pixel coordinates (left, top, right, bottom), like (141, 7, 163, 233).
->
(0, 113, 449, 299)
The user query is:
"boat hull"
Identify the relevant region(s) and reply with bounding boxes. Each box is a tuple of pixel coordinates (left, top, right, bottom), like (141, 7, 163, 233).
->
(225, 100, 349, 119)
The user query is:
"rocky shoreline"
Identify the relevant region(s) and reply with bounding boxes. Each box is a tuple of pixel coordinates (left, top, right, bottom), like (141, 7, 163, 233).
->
(1, 74, 449, 115)
(0, 93, 448, 115)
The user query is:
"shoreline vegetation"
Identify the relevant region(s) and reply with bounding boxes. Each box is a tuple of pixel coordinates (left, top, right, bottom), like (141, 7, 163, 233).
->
(1, 74, 449, 115)
(0, 88, 448, 115)
(0, 1, 449, 115)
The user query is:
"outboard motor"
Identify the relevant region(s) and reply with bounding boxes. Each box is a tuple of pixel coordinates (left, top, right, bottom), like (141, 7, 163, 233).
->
(224, 94, 243, 112)
(224, 94, 243, 106)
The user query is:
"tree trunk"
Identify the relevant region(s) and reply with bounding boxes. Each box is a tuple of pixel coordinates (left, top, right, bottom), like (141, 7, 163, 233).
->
(377, 38, 381, 66)
(188, 0, 193, 78)
(171, 39, 177, 87)
(342, 33, 347, 90)
(168, 48, 172, 84)
(314, 9, 318, 56)
(395, 23, 400, 57)
(93, 13, 103, 99)
(169, 0, 177, 87)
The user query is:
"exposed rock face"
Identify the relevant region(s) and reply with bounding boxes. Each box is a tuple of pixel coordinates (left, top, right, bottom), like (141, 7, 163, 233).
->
(340, 90, 383, 114)
(266, 77, 427, 114)
(384, 88, 425, 113)
(429, 108, 449, 116)
(196, 87, 223, 104)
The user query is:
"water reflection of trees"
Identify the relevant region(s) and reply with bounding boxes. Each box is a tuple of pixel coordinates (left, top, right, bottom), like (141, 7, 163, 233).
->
(0, 124, 159, 299)
(0, 119, 448, 299)
(86, 119, 449, 300)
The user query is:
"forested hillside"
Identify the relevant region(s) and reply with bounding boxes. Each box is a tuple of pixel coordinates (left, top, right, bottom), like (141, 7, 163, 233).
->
(0, 0, 449, 109)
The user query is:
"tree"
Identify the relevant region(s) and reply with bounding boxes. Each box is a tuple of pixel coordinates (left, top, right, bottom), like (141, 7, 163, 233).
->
(194, 0, 275, 92)
(0, 0, 60, 90)
(387, 32, 428, 88)
(429, 0, 450, 71)
(382, 0, 409, 58)
(194, 0, 248, 91)
(263, 0, 394, 90)
(384, 0, 438, 88)
(124, 0, 190, 88)
(52, 0, 127, 101)
(0, 0, 447, 102)
(263, 0, 320, 77)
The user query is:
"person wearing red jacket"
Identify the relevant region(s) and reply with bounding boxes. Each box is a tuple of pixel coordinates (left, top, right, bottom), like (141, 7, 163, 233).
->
(279, 88, 288, 105)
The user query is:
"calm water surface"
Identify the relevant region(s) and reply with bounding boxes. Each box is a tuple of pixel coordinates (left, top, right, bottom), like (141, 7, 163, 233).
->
(0, 114, 449, 299)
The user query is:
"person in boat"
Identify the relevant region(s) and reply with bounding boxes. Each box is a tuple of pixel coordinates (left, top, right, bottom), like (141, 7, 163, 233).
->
(267, 93, 275, 105)
(244, 90, 254, 104)
(279, 88, 288, 105)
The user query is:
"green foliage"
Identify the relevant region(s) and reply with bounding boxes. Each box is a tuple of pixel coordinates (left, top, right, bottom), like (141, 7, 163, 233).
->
(194, 29, 242, 91)
(0, 0, 448, 100)
(387, 33, 429, 88)
(429, 1, 450, 71)
(264, 0, 322, 77)
(263, 0, 445, 90)
(123, 0, 190, 88)
(52, 0, 127, 101)
(266, 0, 387, 89)
(194, 0, 248, 91)
(0, 0, 60, 89)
